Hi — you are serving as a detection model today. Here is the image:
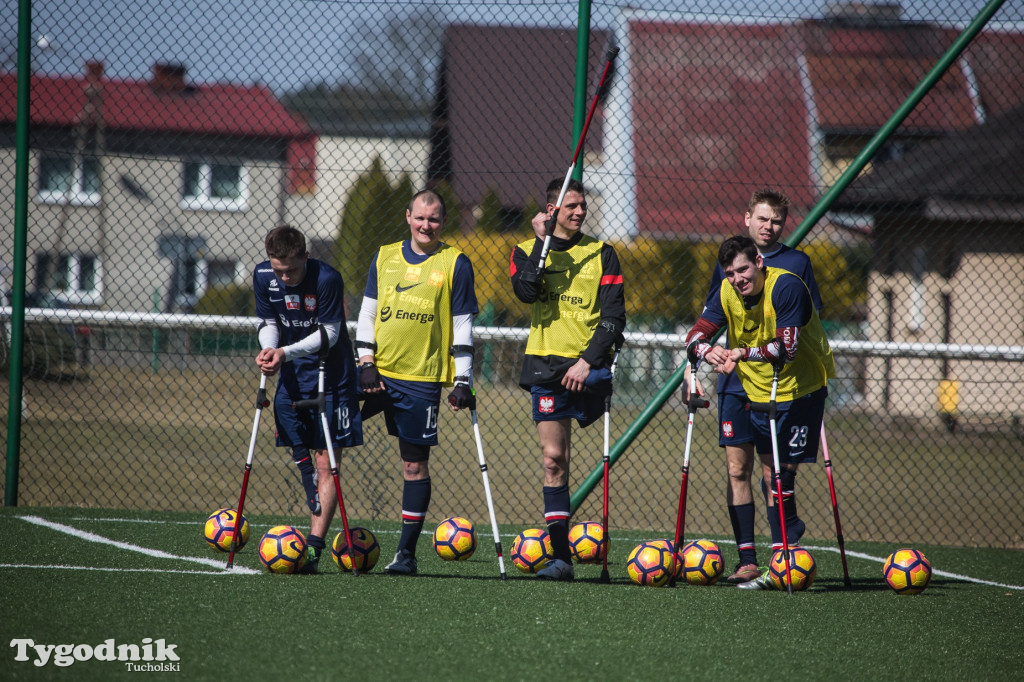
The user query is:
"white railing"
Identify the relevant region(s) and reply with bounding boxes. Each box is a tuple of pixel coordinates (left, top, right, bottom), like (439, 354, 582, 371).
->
(4, 307, 1023, 362)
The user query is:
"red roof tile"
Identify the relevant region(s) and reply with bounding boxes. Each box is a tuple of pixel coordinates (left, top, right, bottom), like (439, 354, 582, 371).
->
(629, 20, 814, 239)
(0, 69, 309, 138)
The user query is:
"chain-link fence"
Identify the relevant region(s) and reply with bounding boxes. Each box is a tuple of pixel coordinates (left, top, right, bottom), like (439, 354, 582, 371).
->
(3, 1, 1023, 549)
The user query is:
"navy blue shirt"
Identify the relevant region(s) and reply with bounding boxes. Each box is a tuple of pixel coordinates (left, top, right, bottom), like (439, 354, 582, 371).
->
(253, 258, 356, 398)
(701, 245, 823, 396)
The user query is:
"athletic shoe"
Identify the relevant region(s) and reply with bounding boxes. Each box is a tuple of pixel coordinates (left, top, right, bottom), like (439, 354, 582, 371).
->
(301, 469, 320, 514)
(726, 563, 761, 583)
(787, 518, 806, 545)
(385, 549, 418, 576)
(536, 558, 574, 582)
(736, 567, 777, 591)
(299, 546, 320, 575)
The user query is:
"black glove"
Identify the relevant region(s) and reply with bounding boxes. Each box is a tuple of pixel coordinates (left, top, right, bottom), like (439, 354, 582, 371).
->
(767, 338, 787, 372)
(359, 362, 381, 392)
(447, 378, 475, 410)
(686, 339, 701, 365)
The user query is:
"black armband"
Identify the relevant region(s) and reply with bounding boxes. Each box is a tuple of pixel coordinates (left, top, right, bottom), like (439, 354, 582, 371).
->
(450, 345, 475, 357)
(355, 340, 377, 352)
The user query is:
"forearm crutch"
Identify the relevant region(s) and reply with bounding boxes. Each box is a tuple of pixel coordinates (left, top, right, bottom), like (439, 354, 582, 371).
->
(227, 374, 270, 569)
(293, 327, 357, 575)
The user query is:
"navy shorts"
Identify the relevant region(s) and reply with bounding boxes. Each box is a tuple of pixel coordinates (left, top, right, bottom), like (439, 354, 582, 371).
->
(360, 384, 441, 446)
(748, 387, 827, 465)
(531, 383, 606, 428)
(718, 392, 755, 447)
(274, 389, 363, 450)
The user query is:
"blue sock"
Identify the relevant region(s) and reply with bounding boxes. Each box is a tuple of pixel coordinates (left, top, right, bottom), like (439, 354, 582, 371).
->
(543, 484, 571, 563)
(292, 447, 319, 512)
(728, 502, 757, 565)
(761, 478, 783, 550)
(398, 478, 431, 555)
(779, 469, 801, 529)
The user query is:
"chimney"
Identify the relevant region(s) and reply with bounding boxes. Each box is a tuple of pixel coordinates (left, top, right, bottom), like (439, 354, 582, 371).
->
(151, 62, 187, 92)
(85, 60, 104, 84)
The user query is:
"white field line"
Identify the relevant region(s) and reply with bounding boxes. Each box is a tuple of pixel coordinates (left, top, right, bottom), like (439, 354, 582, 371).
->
(0, 564, 245, 575)
(57, 516, 1024, 590)
(798, 543, 1024, 591)
(17, 515, 259, 575)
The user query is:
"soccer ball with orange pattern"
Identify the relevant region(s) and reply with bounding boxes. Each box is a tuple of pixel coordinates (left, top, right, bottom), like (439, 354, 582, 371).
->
(883, 548, 932, 595)
(258, 525, 307, 574)
(768, 547, 817, 591)
(432, 517, 477, 561)
(510, 528, 553, 574)
(331, 527, 381, 572)
(680, 539, 725, 586)
(626, 541, 675, 587)
(568, 521, 607, 564)
(203, 507, 249, 553)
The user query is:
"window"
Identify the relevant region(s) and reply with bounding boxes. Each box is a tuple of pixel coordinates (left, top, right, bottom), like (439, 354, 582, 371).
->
(205, 259, 239, 288)
(34, 252, 103, 306)
(181, 161, 248, 211)
(171, 258, 238, 311)
(37, 152, 101, 205)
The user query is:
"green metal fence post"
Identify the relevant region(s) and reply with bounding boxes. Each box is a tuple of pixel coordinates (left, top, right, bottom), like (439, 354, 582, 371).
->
(571, 0, 592, 183)
(5, 0, 33, 507)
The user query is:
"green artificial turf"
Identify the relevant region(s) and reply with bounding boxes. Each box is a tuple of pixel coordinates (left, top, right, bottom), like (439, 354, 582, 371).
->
(1, 507, 1022, 681)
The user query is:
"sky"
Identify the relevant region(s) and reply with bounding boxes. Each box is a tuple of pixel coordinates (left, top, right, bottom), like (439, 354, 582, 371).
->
(3, 0, 1022, 95)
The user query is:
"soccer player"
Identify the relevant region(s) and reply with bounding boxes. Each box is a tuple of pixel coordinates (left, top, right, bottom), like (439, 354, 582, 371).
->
(253, 225, 363, 574)
(509, 178, 626, 581)
(684, 235, 834, 590)
(356, 189, 478, 576)
(698, 189, 825, 582)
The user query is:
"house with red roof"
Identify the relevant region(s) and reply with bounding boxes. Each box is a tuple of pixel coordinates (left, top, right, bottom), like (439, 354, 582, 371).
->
(0, 61, 312, 312)
(433, 6, 1023, 245)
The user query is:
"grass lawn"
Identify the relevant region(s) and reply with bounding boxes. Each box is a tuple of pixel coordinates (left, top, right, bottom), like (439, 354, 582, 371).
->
(1, 506, 1021, 681)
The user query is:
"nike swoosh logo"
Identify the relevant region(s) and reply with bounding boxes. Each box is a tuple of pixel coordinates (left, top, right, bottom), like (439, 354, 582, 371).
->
(269, 298, 283, 302)
(395, 283, 420, 292)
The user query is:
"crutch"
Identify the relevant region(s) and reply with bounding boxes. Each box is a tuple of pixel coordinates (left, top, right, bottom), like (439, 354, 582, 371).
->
(599, 343, 623, 584)
(670, 342, 709, 584)
(820, 423, 852, 587)
(227, 374, 270, 569)
(538, 44, 619, 270)
(751, 356, 793, 595)
(292, 327, 358, 575)
(469, 399, 508, 580)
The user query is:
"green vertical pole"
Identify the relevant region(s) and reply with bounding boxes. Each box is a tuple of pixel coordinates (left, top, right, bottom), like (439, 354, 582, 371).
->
(570, 0, 1007, 514)
(5, 0, 32, 506)
(571, 0, 592, 182)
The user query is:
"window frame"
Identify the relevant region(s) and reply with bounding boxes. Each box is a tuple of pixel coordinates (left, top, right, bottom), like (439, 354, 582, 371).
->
(36, 152, 101, 206)
(180, 160, 249, 212)
(34, 252, 104, 306)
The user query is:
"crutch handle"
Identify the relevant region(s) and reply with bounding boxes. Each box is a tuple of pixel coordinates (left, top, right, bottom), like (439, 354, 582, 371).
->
(292, 394, 325, 412)
(686, 395, 710, 411)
